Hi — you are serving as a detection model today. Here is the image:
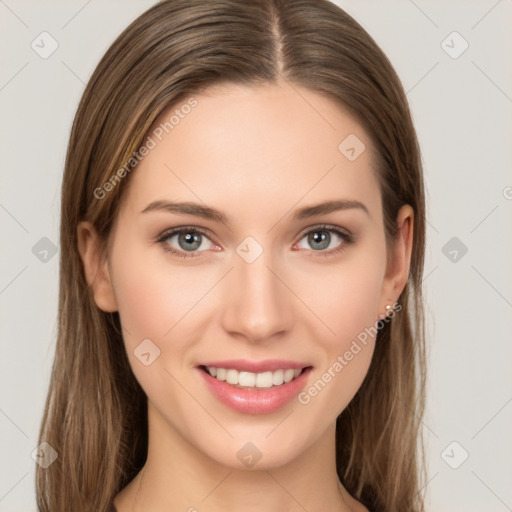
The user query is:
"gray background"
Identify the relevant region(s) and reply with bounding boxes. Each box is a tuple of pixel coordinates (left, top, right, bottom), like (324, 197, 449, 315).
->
(1, 1, 511, 511)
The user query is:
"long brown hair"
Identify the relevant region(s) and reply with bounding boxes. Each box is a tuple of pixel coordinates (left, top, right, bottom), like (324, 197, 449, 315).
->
(36, 1, 427, 511)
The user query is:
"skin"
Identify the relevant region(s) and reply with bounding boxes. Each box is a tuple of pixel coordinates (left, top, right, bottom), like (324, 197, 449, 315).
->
(78, 79, 413, 512)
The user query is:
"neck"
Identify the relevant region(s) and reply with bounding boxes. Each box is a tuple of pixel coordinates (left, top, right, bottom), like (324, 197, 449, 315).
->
(114, 401, 365, 512)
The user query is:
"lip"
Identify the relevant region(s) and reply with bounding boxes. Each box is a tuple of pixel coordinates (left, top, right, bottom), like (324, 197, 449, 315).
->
(197, 364, 313, 415)
(197, 359, 310, 373)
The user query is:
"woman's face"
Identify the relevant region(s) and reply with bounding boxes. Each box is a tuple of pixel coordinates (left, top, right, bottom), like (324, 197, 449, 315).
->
(81, 81, 411, 469)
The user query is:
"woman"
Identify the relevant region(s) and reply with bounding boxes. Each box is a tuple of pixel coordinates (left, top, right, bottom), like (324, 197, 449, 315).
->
(36, 1, 427, 511)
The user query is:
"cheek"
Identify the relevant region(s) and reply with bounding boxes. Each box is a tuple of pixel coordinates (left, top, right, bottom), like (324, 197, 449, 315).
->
(291, 242, 386, 413)
(111, 243, 209, 345)
(335, 262, 384, 341)
(296, 264, 382, 418)
(109, 246, 209, 405)
(293, 247, 386, 349)
(109, 242, 224, 405)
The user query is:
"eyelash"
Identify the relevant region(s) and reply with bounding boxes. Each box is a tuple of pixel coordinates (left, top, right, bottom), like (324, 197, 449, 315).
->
(155, 224, 356, 260)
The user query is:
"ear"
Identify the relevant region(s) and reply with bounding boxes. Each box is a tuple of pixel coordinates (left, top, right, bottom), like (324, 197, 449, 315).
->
(378, 204, 414, 318)
(77, 221, 118, 312)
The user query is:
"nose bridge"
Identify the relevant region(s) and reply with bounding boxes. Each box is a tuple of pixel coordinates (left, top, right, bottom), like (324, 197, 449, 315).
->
(220, 242, 293, 342)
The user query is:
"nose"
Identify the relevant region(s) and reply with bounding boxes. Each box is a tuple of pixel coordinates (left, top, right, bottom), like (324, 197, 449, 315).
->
(220, 248, 294, 344)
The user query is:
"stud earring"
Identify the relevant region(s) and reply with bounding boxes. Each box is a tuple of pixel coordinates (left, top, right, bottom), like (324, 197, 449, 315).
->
(385, 304, 393, 316)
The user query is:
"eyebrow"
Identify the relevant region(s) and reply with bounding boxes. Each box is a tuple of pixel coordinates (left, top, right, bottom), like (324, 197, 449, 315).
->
(140, 199, 369, 222)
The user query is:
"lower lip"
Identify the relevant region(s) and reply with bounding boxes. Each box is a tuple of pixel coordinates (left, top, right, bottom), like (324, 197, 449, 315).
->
(198, 367, 312, 415)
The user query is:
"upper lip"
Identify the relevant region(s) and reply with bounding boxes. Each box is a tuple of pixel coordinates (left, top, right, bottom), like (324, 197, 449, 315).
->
(198, 359, 312, 373)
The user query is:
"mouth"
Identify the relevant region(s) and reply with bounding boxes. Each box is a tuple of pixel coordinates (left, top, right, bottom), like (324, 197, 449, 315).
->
(196, 361, 313, 414)
(199, 365, 311, 389)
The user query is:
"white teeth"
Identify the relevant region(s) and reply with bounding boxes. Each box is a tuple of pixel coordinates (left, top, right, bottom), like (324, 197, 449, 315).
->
(272, 369, 284, 386)
(226, 369, 238, 385)
(284, 369, 295, 383)
(205, 366, 305, 388)
(239, 371, 256, 387)
(255, 371, 273, 388)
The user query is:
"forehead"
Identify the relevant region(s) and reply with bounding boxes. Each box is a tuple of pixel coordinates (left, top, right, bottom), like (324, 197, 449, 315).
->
(119, 81, 381, 221)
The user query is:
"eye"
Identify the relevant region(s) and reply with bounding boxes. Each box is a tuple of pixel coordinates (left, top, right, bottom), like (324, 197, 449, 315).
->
(294, 225, 355, 256)
(156, 224, 355, 260)
(156, 227, 219, 259)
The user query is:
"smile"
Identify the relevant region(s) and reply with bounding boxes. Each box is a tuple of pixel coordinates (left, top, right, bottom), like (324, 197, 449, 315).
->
(203, 366, 305, 389)
(197, 361, 313, 414)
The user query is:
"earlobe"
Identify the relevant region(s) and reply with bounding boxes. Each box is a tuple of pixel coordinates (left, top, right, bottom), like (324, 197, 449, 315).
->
(77, 221, 118, 312)
(378, 205, 414, 316)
